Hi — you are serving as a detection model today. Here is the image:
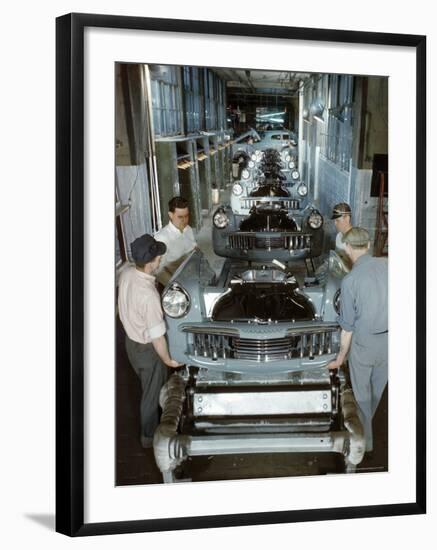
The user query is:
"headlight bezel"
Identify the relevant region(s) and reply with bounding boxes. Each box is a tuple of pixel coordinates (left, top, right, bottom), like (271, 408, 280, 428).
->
(213, 209, 229, 229)
(288, 160, 296, 169)
(308, 209, 324, 229)
(297, 183, 308, 197)
(241, 168, 250, 180)
(291, 169, 300, 181)
(232, 182, 243, 196)
(162, 283, 191, 318)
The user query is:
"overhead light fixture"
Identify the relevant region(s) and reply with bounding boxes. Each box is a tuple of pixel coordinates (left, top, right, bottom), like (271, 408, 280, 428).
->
(310, 99, 325, 123)
(302, 108, 311, 124)
(259, 111, 285, 119)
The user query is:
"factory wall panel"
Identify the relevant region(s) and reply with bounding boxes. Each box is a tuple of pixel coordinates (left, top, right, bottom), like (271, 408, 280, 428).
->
(318, 157, 351, 214)
(317, 156, 350, 247)
(350, 167, 379, 248)
(116, 163, 153, 258)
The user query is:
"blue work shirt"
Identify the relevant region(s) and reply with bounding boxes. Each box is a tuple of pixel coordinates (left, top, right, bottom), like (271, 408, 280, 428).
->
(338, 254, 388, 346)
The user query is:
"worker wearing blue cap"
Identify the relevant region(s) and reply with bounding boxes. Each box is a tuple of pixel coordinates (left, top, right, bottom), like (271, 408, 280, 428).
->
(118, 234, 182, 448)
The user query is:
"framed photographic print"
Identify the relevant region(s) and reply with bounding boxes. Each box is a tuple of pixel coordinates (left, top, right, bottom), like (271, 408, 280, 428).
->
(56, 13, 426, 536)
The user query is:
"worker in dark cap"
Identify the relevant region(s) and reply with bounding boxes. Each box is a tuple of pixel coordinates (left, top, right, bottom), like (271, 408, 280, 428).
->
(118, 234, 182, 448)
(331, 202, 353, 262)
(327, 227, 388, 455)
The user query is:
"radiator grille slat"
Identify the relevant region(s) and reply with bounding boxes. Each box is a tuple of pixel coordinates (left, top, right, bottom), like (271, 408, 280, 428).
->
(241, 198, 300, 210)
(188, 329, 339, 362)
(228, 233, 311, 251)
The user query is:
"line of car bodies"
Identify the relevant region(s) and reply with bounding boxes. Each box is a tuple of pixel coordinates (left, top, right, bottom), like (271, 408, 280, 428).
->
(213, 145, 323, 263)
(153, 131, 365, 483)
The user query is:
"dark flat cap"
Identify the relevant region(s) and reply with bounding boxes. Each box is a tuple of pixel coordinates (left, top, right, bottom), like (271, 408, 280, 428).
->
(331, 202, 352, 219)
(130, 234, 166, 264)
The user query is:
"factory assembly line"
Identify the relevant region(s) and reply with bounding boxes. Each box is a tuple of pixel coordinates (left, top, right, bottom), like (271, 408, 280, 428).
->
(153, 142, 365, 483)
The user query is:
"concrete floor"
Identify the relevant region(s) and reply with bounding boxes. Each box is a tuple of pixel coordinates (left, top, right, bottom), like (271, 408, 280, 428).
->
(116, 193, 388, 486)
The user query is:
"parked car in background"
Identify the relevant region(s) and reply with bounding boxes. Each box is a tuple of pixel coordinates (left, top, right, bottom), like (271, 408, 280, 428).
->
(231, 128, 298, 163)
(254, 129, 298, 153)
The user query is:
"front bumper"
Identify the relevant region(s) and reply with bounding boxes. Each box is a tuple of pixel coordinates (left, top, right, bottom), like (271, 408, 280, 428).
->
(153, 373, 366, 482)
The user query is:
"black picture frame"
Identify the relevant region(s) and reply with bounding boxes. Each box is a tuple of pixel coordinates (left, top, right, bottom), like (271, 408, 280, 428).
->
(56, 12, 426, 537)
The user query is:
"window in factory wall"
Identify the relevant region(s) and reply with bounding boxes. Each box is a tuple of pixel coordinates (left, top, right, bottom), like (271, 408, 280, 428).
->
(304, 73, 355, 173)
(150, 65, 183, 136)
(217, 78, 226, 130)
(184, 66, 203, 133)
(324, 74, 354, 172)
(255, 107, 287, 131)
(204, 69, 223, 130)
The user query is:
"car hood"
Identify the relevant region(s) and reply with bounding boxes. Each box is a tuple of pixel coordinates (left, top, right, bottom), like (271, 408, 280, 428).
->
(239, 209, 297, 232)
(250, 183, 289, 197)
(212, 282, 315, 322)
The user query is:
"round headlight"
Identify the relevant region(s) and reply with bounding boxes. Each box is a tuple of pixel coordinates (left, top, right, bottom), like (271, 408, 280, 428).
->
(291, 169, 300, 180)
(162, 284, 190, 318)
(308, 210, 324, 229)
(232, 183, 243, 196)
(251, 153, 257, 161)
(284, 154, 291, 162)
(333, 288, 341, 314)
(248, 160, 255, 168)
(297, 183, 308, 197)
(241, 169, 250, 179)
(213, 209, 229, 228)
(288, 160, 296, 169)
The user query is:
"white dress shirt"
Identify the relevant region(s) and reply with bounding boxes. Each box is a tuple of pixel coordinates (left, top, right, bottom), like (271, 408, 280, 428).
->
(154, 221, 197, 275)
(335, 231, 347, 252)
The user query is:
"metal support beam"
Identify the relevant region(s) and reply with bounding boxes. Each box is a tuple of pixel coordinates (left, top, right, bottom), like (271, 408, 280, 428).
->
(187, 432, 346, 456)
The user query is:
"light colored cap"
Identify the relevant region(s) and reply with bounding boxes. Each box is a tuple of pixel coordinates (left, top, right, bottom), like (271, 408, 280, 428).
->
(342, 227, 370, 248)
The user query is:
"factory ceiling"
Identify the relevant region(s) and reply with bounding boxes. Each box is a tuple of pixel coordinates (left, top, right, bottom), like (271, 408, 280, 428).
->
(212, 68, 312, 97)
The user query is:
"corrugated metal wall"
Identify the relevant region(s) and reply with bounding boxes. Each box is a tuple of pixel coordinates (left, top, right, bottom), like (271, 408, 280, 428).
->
(300, 72, 386, 251)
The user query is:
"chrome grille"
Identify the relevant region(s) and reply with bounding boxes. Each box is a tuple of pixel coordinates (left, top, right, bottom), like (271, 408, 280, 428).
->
(187, 328, 339, 362)
(228, 234, 256, 250)
(241, 198, 300, 210)
(228, 233, 311, 251)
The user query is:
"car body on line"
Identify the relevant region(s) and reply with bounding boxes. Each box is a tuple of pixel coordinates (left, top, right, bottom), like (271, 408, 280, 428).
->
(214, 147, 323, 263)
(153, 249, 365, 482)
(231, 128, 298, 164)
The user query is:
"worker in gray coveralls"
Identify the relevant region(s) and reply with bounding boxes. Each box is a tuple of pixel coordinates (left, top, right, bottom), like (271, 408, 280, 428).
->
(118, 234, 182, 448)
(327, 227, 388, 453)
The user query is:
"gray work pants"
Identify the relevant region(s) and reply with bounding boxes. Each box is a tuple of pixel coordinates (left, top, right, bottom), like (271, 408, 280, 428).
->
(125, 336, 167, 440)
(348, 333, 388, 452)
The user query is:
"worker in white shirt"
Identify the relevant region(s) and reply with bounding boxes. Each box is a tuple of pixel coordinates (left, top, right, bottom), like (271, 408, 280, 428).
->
(154, 196, 197, 285)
